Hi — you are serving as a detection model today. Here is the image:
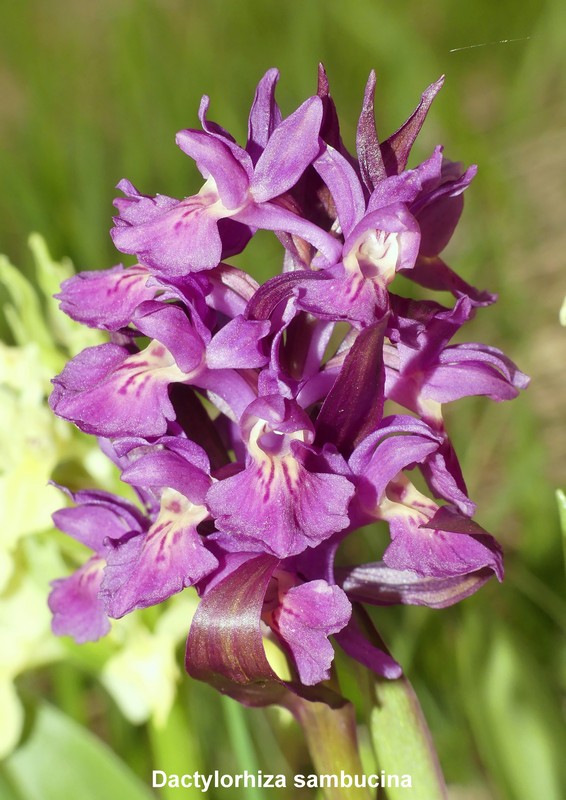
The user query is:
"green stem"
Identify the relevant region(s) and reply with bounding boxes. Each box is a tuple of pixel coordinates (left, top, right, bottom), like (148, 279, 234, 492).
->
(291, 697, 373, 800)
(220, 696, 264, 800)
(148, 702, 202, 800)
(555, 489, 566, 575)
(366, 673, 447, 800)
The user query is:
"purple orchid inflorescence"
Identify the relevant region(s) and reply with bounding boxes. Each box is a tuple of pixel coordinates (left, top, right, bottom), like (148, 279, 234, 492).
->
(49, 67, 528, 704)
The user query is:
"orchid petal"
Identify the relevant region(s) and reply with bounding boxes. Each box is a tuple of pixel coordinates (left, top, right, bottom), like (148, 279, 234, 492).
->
(384, 507, 504, 580)
(56, 264, 155, 330)
(381, 76, 444, 175)
(413, 162, 477, 256)
(273, 581, 351, 685)
(356, 71, 387, 191)
(207, 315, 270, 369)
(121, 448, 211, 505)
(52, 492, 145, 553)
(176, 130, 250, 208)
(337, 561, 494, 608)
(350, 431, 441, 508)
(251, 96, 323, 202)
(101, 491, 217, 618)
(424, 361, 524, 403)
(207, 458, 354, 558)
(315, 319, 387, 457)
(247, 68, 282, 161)
(367, 148, 443, 212)
(49, 557, 110, 644)
(343, 205, 421, 277)
(334, 614, 402, 679)
(237, 201, 342, 267)
(112, 187, 225, 274)
(196, 95, 254, 175)
(132, 301, 207, 375)
(314, 145, 366, 236)
(50, 341, 188, 438)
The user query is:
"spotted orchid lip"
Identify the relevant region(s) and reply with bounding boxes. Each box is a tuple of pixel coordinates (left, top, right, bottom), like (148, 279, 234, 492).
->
(49, 67, 527, 701)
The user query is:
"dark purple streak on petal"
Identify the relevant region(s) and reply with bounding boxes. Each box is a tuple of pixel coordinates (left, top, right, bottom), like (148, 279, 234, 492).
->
(315, 318, 387, 457)
(356, 71, 387, 192)
(337, 561, 494, 608)
(381, 76, 444, 175)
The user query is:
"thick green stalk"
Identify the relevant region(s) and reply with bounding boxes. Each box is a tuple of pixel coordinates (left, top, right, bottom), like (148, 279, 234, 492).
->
(367, 673, 447, 800)
(291, 697, 373, 800)
(148, 702, 202, 800)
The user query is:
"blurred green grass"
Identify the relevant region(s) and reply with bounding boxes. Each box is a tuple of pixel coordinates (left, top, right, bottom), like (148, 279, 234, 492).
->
(1, 1, 565, 798)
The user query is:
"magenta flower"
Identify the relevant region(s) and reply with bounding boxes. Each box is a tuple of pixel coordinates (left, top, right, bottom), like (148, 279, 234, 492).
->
(48, 489, 148, 642)
(49, 67, 528, 706)
(206, 395, 355, 558)
(111, 73, 341, 276)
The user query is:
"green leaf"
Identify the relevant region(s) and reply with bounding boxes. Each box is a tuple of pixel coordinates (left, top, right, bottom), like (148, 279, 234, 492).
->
(220, 696, 264, 800)
(148, 701, 203, 800)
(0, 768, 23, 800)
(27, 234, 102, 356)
(0, 255, 57, 362)
(348, 608, 447, 799)
(28, 233, 73, 308)
(458, 612, 566, 800)
(4, 704, 154, 800)
(556, 489, 566, 573)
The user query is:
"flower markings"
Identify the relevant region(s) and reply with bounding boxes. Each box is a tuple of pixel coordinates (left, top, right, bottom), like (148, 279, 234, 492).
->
(49, 304, 207, 439)
(207, 396, 355, 558)
(49, 68, 528, 706)
(55, 263, 157, 330)
(100, 438, 217, 618)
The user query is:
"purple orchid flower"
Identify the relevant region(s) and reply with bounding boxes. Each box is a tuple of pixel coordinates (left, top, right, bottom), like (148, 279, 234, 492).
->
(206, 395, 355, 558)
(48, 67, 528, 707)
(112, 82, 341, 276)
(48, 489, 148, 643)
(100, 437, 218, 618)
